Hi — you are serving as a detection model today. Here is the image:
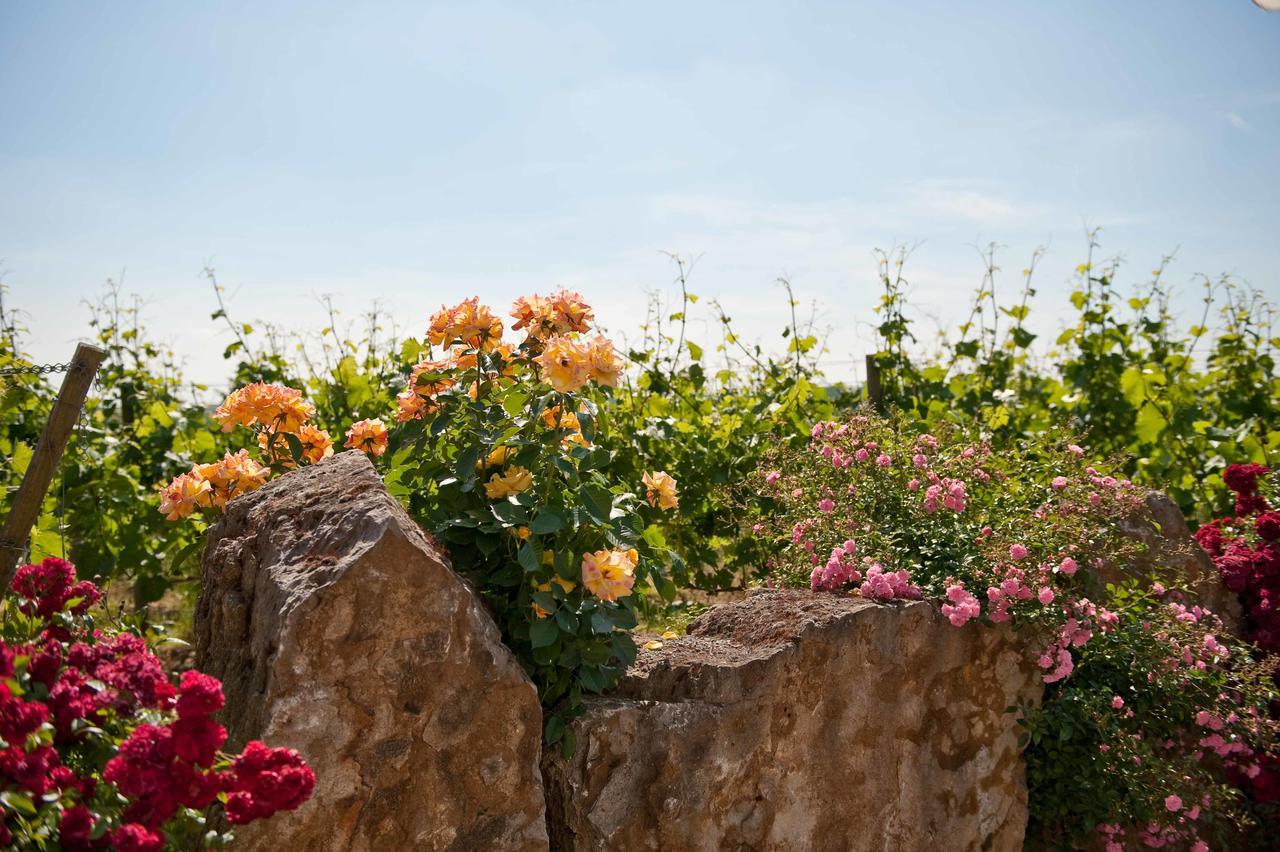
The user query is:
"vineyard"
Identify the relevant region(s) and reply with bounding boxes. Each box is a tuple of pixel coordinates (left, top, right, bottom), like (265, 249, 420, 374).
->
(2, 242, 1279, 849)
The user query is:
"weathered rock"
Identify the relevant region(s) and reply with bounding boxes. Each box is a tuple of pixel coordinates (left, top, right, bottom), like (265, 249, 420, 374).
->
(544, 590, 1040, 852)
(1114, 491, 1241, 632)
(195, 451, 549, 852)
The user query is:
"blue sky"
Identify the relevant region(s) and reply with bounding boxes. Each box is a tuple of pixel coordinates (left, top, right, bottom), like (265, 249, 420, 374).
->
(2, 0, 1277, 386)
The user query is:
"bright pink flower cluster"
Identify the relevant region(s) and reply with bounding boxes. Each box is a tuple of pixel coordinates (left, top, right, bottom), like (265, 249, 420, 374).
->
(941, 582, 980, 627)
(810, 540, 861, 592)
(922, 476, 967, 514)
(859, 564, 921, 602)
(1, 558, 316, 848)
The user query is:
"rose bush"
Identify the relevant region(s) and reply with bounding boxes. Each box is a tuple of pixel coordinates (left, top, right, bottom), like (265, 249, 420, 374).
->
(157, 382, 335, 525)
(749, 412, 1279, 848)
(369, 292, 684, 750)
(1, 557, 314, 849)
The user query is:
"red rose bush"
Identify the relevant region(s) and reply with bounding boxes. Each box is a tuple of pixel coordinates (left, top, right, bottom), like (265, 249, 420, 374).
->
(1, 557, 314, 849)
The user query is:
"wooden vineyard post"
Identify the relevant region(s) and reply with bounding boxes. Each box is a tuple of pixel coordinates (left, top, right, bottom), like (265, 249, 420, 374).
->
(0, 342, 105, 589)
(865, 353, 884, 412)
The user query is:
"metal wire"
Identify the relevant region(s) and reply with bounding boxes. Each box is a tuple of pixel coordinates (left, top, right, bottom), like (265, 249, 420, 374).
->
(0, 362, 74, 378)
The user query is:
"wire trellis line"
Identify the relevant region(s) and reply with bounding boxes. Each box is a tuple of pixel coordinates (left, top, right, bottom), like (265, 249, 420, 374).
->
(0, 362, 76, 378)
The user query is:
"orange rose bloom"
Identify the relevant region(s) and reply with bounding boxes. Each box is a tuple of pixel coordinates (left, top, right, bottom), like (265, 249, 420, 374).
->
(510, 290, 595, 340)
(535, 335, 590, 393)
(345, 418, 389, 457)
(215, 383, 315, 434)
(427, 298, 503, 351)
(158, 471, 212, 521)
(193, 449, 271, 509)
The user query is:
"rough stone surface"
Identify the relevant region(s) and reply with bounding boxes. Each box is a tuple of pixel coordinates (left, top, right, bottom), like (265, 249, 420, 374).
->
(544, 589, 1040, 852)
(1115, 491, 1241, 632)
(195, 451, 549, 852)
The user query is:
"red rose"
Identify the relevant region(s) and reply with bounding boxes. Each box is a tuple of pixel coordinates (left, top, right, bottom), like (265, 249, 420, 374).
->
(1223, 463, 1269, 497)
(175, 670, 224, 719)
(10, 557, 76, 618)
(171, 715, 227, 767)
(110, 823, 164, 852)
(58, 804, 97, 850)
(1256, 512, 1280, 542)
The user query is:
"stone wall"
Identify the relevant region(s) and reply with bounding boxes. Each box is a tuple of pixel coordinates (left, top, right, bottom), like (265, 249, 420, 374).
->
(193, 453, 1232, 850)
(543, 591, 1040, 852)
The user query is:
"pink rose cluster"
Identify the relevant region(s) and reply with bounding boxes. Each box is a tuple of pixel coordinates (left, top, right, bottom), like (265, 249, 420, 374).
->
(859, 564, 921, 602)
(941, 582, 981, 627)
(810, 540, 862, 592)
(922, 476, 967, 514)
(1036, 599, 1111, 684)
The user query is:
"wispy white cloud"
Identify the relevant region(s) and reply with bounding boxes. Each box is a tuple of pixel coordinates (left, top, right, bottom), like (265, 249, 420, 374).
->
(1226, 112, 1253, 132)
(904, 180, 1041, 225)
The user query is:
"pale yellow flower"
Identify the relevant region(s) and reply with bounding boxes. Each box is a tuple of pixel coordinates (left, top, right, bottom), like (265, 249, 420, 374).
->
(483, 466, 534, 499)
(642, 470, 679, 511)
(580, 547, 638, 602)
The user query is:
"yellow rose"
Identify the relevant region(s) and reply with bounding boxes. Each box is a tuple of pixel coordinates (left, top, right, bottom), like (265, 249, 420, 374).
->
(586, 335, 625, 387)
(483, 466, 534, 499)
(641, 470, 679, 511)
(484, 446, 513, 468)
(581, 548, 638, 602)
